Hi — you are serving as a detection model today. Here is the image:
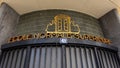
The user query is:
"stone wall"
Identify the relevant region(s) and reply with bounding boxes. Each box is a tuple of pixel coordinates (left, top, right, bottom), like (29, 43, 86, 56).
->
(99, 9, 120, 57)
(0, 3, 19, 47)
(15, 10, 104, 37)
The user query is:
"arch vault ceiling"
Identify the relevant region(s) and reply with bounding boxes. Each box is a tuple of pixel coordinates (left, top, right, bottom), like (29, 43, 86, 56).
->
(0, 0, 120, 18)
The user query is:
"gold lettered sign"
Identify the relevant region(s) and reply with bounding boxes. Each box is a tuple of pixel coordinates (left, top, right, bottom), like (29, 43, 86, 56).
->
(8, 14, 111, 44)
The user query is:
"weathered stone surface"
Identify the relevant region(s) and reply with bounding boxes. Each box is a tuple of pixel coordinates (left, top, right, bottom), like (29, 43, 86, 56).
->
(0, 3, 19, 47)
(99, 9, 120, 58)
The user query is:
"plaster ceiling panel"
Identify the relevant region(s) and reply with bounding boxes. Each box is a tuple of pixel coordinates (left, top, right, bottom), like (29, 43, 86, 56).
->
(1, 0, 119, 18)
(3, 0, 39, 13)
(110, 0, 120, 7)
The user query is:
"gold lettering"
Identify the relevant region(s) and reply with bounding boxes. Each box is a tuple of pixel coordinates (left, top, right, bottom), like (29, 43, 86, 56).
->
(52, 33, 57, 37)
(74, 34, 79, 39)
(88, 35, 94, 40)
(46, 33, 52, 38)
(40, 33, 46, 38)
(84, 34, 89, 40)
(13, 36, 18, 42)
(57, 33, 64, 38)
(34, 33, 40, 39)
(7, 33, 111, 44)
(79, 35, 85, 40)
(18, 35, 27, 41)
(8, 38, 13, 43)
(26, 34, 33, 40)
(67, 33, 72, 38)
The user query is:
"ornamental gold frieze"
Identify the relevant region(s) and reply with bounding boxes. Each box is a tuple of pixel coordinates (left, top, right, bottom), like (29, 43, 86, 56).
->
(46, 14, 80, 34)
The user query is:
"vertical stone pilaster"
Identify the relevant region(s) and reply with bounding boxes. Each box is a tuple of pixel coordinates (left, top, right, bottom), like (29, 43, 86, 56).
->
(99, 9, 120, 58)
(0, 3, 20, 47)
